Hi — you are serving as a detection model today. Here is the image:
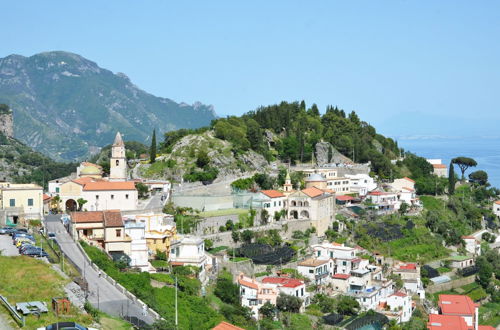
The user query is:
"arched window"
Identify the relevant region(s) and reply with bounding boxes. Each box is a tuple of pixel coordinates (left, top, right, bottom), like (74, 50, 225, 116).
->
(116, 160, 119, 166)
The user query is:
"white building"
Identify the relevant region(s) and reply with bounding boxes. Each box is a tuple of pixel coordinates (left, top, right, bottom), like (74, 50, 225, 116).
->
(254, 190, 286, 223)
(312, 241, 361, 274)
(297, 258, 333, 285)
(383, 291, 413, 323)
(82, 181, 138, 211)
(387, 177, 415, 192)
(366, 191, 400, 214)
(261, 277, 310, 310)
(124, 219, 149, 271)
(393, 263, 425, 299)
(493, 201, 500, 217)
(345, 174, 376, 196)
(462, 235, 481, 256)
(169, 236, 208, 282)
(347, 279, 395, 310)
(427, 159, 448, 178)
(238, 273, 278, 319)
(449, 256, 475, 269)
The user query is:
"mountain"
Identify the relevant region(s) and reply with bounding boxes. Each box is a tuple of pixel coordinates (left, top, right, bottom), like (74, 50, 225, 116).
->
(0, 132, 75, 187)
(0, 51, 217, 161)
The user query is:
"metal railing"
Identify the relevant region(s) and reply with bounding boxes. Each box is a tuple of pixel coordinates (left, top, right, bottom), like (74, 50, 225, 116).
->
(0, 294, 25, 327)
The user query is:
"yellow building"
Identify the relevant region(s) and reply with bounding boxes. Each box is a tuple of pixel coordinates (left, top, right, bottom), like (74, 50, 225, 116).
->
(131, 213, 177, 257)
(0, 183, 43, 225)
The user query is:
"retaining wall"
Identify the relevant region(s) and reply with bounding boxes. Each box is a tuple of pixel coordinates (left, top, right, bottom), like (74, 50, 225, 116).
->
(426, 276, 475, 294)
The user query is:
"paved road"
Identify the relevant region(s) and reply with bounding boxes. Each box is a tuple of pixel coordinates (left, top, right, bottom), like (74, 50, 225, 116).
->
(0, 235, 19, 256)
(144, 192, 168, 210)
(44, 215, 154, 325)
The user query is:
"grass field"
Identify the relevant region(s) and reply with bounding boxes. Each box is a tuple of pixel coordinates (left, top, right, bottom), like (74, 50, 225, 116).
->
(479, 302, 500, 327)
(0, 256, 93, 329)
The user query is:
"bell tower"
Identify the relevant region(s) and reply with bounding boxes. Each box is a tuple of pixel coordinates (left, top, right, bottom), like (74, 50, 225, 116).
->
(109, 132, 127, 181)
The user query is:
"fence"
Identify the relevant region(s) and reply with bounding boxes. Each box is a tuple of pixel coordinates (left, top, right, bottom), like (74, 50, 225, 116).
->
(0, 295, 25, 327)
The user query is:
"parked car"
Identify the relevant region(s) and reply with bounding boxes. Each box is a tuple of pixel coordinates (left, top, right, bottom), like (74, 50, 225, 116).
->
(24, 250, 49, 258)
(20, 247, 43, 255)
(0, 227, 13, 234)
(15, 238, 35, 247)
(48, 232, 56, 240)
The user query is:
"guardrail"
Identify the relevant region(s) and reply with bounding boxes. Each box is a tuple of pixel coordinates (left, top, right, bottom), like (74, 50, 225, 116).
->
(0, 294, 25, 327)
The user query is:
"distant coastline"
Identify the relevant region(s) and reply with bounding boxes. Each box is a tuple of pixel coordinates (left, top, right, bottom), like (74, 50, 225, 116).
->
(397, 136, 500, 188)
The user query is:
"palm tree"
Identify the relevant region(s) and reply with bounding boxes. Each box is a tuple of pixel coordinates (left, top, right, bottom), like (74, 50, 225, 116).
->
(77, 198, 88, 211)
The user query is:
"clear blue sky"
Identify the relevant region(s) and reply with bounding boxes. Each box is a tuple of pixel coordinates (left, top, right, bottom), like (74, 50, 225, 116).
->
(1, 1, 499, 137)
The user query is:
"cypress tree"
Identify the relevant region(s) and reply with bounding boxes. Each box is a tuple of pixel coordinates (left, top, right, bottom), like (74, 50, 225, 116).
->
(150, 129, 157, 163)
(448, 161, 455, 195)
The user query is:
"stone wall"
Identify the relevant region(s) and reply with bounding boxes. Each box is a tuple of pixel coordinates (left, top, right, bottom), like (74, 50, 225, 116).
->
(426, 276, 475, 294)
(0, 112, 13, 138)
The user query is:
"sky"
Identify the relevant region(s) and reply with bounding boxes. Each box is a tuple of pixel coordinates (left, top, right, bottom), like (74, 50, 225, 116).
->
(1, 1, 499, 138)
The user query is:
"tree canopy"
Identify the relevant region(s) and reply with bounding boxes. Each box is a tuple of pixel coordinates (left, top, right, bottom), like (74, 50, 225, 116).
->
(452, 157, 477, 180)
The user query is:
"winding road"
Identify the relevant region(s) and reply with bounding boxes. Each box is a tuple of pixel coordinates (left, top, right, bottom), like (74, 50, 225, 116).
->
(44, 215, 154, 325)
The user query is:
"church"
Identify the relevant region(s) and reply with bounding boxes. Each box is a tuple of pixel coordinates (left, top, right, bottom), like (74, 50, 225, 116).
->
(49, 132, 138, 212)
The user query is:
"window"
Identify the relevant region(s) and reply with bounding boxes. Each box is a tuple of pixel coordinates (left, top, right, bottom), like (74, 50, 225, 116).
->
(27, 198, 33, 206)
(56, 187, 60, 193)
(301, 288, 304, 296)
(309, 269, 314, 274)
(96, 195, 99, 200)
(125, 194, 129, 199)
(9, 199, 15, 207)
(342, 261, 347, 266)
(116, 229, 121, 237)
(116, 160, 119, 166)
(317, 251, 321, 257)
(273, 201, 276, 207)
(111, 195, 114, 200)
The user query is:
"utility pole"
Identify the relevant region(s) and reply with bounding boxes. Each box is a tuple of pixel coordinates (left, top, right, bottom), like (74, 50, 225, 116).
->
(175, 276, 178, 328)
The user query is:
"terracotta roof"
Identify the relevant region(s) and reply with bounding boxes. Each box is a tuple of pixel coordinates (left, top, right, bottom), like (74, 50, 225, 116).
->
(43, 194, 51, 201)
(427, 314, 469, 330)
(439, 294, 477, 316)
(261, 190, 285, 198)
(298, 258, 329, 267)
(238, 278, 258, 290)
(170, 261, 185, 266)
(478, 326, 496, 330)
(301, 187, 325, 198)
(73, 177, 95, 185)
(262, 277, 304, 288)
(402, 187, 415, 192)
(433, 164, 447, 169)
(336, 195, 354, 201)
(495, 200, 500, 205)
(368, 191, 390, 196)
(70, 210, 123, 226)
(391, 291, 407, 298)
(403, 177, 415, 183)
(104, 210, 124, 227)
(398, 263, 417, 270)
(213, 321, 245, 330)
(83, 181, 136, 191)
(332, 274, 350, 279)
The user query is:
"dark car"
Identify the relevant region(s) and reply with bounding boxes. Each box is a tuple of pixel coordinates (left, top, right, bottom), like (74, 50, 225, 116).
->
(20, 246, 42, 254)
(0, 227, 13, 234)
(48, 232, 56, 240)
(24, 250, 49, 258)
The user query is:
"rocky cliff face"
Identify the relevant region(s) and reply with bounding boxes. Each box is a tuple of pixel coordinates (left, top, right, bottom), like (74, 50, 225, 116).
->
(0, 111, 13, 138)
(0, 51, 217, 161)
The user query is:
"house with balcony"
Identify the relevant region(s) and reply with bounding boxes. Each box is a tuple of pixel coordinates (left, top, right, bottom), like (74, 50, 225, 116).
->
(393, 262, 425, 299)
(297, 258, 333, 285)
(70, 210, 132, 258)
(169, 235, 211, 282)
(377, 291, 413, 323)
(345, 174, 377, 196)
(366, 191, 400, 214)
(238, 273, 278, 319)
(346, 278, 395, 311)
(123, 219, 149, 271)
(261, 277, 310, 310)
(312, 241, 362, 275)
(126, 213, 177, 258)
(462, 235, 481, 256)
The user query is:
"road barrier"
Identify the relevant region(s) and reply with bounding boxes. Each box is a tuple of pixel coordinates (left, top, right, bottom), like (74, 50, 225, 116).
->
(0, 294, 25, 327)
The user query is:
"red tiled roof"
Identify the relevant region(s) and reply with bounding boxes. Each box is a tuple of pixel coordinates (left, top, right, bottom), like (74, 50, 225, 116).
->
(261, 190, 285, 198)
(399, 263, 417, 270)
(170, 261, 185, 266)
(298, 258, 330, 267)
(83, 181, 136, 191)
(213, 321, 245, 330)
(43, 194, 51, 201)
(495, 200, 500, 205)
(73, 177, 95, 186)
(368, 191, 388, 196)
(103, 210, 124, 227)
(336, 195, 354, 201)
(70, 210, 123, 226)
(402, 187, 415, 191)
(238, 279, 258, 290)
(478, 326, 496, 330)
(262, 277, 304, 288)
(403, 177, 415, 183)
(433, 164, 447, 169)
(332, 274, 350, 280)
(391, 291, 407, 297)
(427, 314, 469, 330)
(301, 187, 325, 198)
(81, 162, 102, 169)
(439, 294, 477, 316)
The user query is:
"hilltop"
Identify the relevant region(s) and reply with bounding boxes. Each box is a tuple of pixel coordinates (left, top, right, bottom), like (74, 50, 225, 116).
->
(0, 51, 216, 161)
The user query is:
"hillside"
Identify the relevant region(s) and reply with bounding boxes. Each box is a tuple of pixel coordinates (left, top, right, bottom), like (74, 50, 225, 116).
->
(153, 101, 402, 181)
(0, 51, 217, 161)
(0, 132, 75, 186)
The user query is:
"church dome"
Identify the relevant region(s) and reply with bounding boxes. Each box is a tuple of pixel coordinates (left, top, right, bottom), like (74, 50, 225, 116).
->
(306, 173, 326, 182)
(80, 166, 101, 175)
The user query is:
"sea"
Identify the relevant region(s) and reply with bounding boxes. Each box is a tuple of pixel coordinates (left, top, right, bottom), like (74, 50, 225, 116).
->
(397, 137, 500, 189)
